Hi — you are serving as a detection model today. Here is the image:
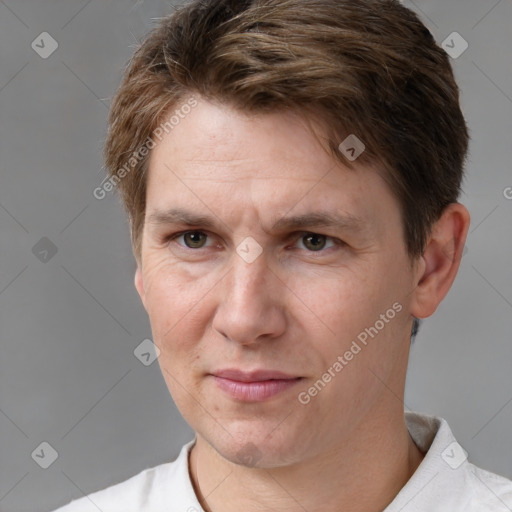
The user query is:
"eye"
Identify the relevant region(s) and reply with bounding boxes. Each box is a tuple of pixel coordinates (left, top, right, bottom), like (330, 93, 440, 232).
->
(171, 230, 211, 249)
(165, 230, 343, 254)
(295, 232, 340, 252)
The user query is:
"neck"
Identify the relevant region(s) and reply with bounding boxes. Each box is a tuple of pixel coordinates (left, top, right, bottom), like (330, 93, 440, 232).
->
(188, 406, 424, 512)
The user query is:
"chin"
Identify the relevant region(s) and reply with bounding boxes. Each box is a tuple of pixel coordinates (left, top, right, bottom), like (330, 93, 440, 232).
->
(202, 421, 311, 469)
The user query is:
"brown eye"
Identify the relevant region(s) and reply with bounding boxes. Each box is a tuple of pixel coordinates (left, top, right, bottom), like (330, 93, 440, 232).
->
(182, 231, 208, 248)
(302, 233, 327, 251)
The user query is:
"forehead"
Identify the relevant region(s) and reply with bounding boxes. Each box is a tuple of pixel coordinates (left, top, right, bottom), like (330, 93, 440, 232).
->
(145, 98, 399, 235)
(150, 99, 337, 179)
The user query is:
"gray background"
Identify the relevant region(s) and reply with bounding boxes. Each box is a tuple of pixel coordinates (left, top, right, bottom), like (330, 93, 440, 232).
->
(0, 1, 510, 511)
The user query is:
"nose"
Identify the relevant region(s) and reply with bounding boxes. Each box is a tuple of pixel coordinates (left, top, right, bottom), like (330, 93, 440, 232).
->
(212, 250, 287, 346)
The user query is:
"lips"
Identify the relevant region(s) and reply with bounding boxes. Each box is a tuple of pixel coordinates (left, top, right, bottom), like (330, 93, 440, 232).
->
(213, 369, 300, 382)
(210, 369, 302, 401)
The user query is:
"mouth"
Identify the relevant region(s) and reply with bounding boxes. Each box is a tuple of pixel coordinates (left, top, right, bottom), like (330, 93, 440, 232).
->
(210, 369, 303, 402)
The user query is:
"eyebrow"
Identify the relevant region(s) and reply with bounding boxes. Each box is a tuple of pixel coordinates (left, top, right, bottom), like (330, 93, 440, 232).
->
(271, 211, 365, 233)
(147, 207, 367, 235)
(147, 208, 218, 229)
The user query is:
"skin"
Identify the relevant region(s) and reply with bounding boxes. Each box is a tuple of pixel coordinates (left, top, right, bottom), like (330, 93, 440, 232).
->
(134, 96, 470, 512)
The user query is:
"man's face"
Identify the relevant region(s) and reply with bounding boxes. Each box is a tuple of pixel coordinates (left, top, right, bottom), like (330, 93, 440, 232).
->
(136, 97, 420, 467)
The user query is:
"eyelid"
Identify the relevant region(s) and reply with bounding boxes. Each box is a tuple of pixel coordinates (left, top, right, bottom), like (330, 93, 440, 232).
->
(164, 230, 345, 252)
(291, 231, 345, 250)
(167, 230, 213, 248)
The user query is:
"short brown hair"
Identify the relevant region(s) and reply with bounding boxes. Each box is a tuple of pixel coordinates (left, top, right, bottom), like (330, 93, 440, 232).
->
(104, 0, 469, 265)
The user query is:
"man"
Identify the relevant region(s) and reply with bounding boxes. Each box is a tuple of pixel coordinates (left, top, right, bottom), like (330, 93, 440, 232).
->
(54, 0, 512, 510)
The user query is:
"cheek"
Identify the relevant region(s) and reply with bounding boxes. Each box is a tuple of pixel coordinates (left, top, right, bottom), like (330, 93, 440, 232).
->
(142, 260, 210, 409)
(301, 266, 406, 367)
(141, 255, 213, 350)
(302, 271, 372, 335)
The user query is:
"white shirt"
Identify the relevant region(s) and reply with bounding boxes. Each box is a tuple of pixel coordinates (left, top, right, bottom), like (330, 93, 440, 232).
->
(52, 412, 512, 511)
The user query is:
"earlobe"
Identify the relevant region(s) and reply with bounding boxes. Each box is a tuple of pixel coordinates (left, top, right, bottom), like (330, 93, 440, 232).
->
(134, 266, 146, 310)
(410, 203, 470, 319)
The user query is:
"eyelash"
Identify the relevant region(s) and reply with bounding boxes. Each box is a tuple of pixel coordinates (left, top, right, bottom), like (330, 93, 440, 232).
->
(164, 230, 345, 253)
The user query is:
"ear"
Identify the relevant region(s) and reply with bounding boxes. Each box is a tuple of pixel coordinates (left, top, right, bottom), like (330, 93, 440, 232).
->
(410, 203, 470, 319)
(134, 266, 147, 310)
